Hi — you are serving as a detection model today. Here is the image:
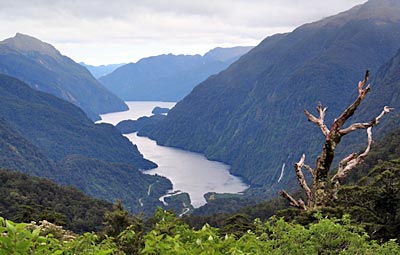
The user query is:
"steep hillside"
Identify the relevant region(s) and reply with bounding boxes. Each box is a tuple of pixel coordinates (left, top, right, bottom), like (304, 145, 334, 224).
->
(0, 74, 153, 167)
(0, 118, 54, 176)
(56, 156, 171, 214)
(0, 33, 127, 120)
(142, 0, 400, 192)
(0, 169, 112, 233)
(339, 47, 400, 156)
(0, 74, 171, 214)
(100, 46, 253, 101)
(356, 48, 400, 129)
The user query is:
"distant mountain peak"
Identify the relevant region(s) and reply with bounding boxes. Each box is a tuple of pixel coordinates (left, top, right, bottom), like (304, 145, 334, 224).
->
(0, 33, 61, 58)
(0, 33, 128, 119)
(100, 46, 253, 101)
(203, 46, 254, 62)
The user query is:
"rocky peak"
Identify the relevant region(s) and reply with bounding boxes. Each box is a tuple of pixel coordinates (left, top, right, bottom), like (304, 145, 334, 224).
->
(0, 33, 61, 58)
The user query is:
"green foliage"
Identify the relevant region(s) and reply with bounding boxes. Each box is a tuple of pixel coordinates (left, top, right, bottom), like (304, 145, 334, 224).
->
(0, 217, 115, 254)
(103, 200, 145, 254)
(62, 233, 116, 255)
(0, 169, 112, 233)
(338, 159, 400, 241)
(142, 210, 400, 254)
(104, 200, 137, 237)
(145, 156, 400, 252)
(2, 211, 400, 254)
(272, 158, 400, 242)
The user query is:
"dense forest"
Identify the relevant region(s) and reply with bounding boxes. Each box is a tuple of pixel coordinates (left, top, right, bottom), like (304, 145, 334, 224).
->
(0, 74, 172, 215)
(0, 169, 112, 233)
(1, 123, 399, 254)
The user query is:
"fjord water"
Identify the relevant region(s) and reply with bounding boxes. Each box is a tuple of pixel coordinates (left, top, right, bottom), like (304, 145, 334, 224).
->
(99, 102, 249, 207)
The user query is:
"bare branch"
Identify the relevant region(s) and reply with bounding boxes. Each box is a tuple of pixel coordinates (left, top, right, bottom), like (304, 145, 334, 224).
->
(376, 106, 394, 121)
(297, 199, 307, 211)
(280, 190, 307, 210)
(294, 154, 313, 207)
(359, 127, 373, 159)
(331, 127, 374, 183)
(285, 70, 391, 210)
(332, 70, 371, 131)
(280, 190, 299, 207)
(358, 70, 370, 95)
(303, 164, 314, 176)
(339, 106, 393, 135)
(338, 153, 357, 170)
(304, 102, 329, 136)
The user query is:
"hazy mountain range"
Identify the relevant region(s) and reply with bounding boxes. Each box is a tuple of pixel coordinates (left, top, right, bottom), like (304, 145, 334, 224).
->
(99, 46, 253, 101)
(0, 33, 127, 120)
(140, 0, 400, 194)
(80, 62, 124, 78)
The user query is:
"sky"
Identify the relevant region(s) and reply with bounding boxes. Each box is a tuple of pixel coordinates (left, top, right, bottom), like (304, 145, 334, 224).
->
(0, 0, 367, 65)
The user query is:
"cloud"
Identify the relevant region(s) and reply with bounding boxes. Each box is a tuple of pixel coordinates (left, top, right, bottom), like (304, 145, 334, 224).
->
(0, 0, 367, 64)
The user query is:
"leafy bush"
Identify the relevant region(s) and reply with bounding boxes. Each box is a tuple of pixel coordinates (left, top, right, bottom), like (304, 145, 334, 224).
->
(141, 209, 400, 254)
(2, 211, 399, 254)
(0, 217, 115, 254)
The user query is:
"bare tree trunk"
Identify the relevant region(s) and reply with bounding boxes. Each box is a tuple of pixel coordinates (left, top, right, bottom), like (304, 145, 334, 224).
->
(280, 70, 393, 210)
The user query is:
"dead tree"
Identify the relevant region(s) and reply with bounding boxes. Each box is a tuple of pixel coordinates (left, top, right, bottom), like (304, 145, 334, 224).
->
(280, 70, 393, 210)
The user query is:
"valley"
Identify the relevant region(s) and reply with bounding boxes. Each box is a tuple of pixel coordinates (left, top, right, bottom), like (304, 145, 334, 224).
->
(0, 0, 399, 253)
(99, 101, 249, 209)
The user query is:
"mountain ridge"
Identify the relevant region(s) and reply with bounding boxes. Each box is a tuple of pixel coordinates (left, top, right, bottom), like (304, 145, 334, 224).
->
(141, 0, 400, 192)
(0, 33, 61, 58)
(99, 46, 253, 101)
(80, 62, 124, 78)
(0, 33, 127, 120)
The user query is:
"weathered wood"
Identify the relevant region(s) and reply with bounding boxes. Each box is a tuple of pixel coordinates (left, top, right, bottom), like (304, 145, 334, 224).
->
(304, 102, 329, 136)
(280, 70, 392, 210)
(331, 70, 370, 131)
(339, 106, 393, 135)
(331, 127, 373, 184)
(294, 154, 313, 207)
(280, 190, 307, 210)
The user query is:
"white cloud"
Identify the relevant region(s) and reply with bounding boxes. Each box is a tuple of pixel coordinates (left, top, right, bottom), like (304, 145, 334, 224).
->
(0, 0, 367, 65)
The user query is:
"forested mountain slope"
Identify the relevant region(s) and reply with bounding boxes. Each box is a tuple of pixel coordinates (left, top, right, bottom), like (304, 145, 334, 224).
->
(142, 0, 400, 192)
(0, 74, 152, 167)
(0, 74, 171, 214)
(0, 33, 127, 120)
(0, 117, 54, 177)
(0, 169, 112, 233)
